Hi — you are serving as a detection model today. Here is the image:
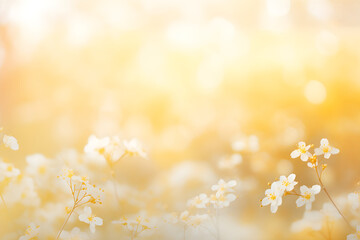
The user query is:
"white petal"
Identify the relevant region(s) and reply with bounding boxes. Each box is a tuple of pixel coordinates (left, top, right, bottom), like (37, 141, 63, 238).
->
(227, 180, 237, 187)
(290, 150, 300, 158)
(306, 202, 312, 210)
(288, 174, 296, 182)
(320, 138, 329, 146)
(324, 152, 331, 159)
(314, 148, 323, 155)
(270, 204, 278, 213)
(262, 197, 271, 206)
(90, 223, 96, 233)
(300, 154, 309, 162)
(296, 197, 305, 207)
(331, 147, 339, 154)
(311, 185, 321, 194)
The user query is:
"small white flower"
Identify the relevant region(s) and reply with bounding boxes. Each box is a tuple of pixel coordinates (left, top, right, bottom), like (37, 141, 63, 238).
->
(186, 214, 209, 228)
(179, 210, 190, 222)
(307, 155, 318, 168)
(19, 223, 40, 240)
(218, 154, 242, 170)
(123, 138, 146, 158)
(291, 211, 324, 232)
(187, 193, 209, 208)
(79, 207, 103, 233)
(314, 138, 339, 159)
(347, 225, 360, 240)
(3, 135, 19, 151)
(0, 162, 20, 181)
(296, 185, 321, 210)
(261, 182, 283, 213)
(290, 141, 312, 161)
(60, 227, 89, 240)
(211, 179, 236, 197)
(84, 135, 110, 156)
(279, 173, 298, 192)
(210, 193, 237, 208)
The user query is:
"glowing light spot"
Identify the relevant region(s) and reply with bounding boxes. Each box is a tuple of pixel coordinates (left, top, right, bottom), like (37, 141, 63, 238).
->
(304, 80, 327, 104)
(266, 0, 291, 17)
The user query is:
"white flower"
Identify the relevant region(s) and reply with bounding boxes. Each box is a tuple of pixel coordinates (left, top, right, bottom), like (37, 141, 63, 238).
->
(211, 179, 236, 197)
(279, 173, 298, 192)
(187, 193, 209, 208)
(186, 214, 209, 228)
(261, 181, 283, 213)
(179, 210, 190, 222)
(60, 227, 89, 240)
(315, 138, 339, 159)
(25, 154, 50, 176)
(347, 225, 360, 240)
(210, 193, 237, 208)
(0, 162, 20, 181)
(296, 185, 321, 210)
(123, 138, 146, 158)
(84, 135, 110, 156)
(218, 154, 242, 170)
(79, 207, 103, 233)
(307, 155, 318, 168)
(3, 135, 19, 151)
(290, 141, 312, 161)
(19, 223, 40, 240)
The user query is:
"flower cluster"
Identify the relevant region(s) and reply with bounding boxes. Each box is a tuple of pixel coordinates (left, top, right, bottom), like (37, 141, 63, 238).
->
(112, 216, 153, 239)
(84, 135, 146, 165)
(262, 138, 340, 214)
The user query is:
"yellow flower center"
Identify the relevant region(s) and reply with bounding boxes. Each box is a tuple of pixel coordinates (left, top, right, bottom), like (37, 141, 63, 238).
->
(268, 193, 276, 201)
(299, 146, 307, 154)
(88, 215, 95, 222)
(6, 165, 13, 172)
(323, 146, 329, 152)
(38, 166, 46, 174)
(304, 194, 311, 200)
(283, 181, 290, 186)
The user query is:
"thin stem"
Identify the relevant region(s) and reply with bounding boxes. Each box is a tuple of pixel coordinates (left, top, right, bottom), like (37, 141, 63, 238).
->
(314, 167, 353, 229)
(0, 193, 8, 209)
(56, 205, 75, 240)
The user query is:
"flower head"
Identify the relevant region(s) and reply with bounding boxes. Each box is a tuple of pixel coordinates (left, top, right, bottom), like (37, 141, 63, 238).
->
(19, 223, 40, 240)
(296, 185, 321, 210)
(187, 193, 209, 209)
(261, 181, 283, 213)
(3, 134, 19, 151)
(279, 173, 298, 192)
(123, 138, 146, 158)
(211, 179, 236, 197)
(79, 207, 103, 233)
(315, 138, 339, 159)
(290, 141, 312, 161)
(307, 154, 318, 168)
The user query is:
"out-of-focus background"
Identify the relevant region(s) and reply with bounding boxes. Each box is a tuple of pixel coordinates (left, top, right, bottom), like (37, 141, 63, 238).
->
(0, 0, 360, 239)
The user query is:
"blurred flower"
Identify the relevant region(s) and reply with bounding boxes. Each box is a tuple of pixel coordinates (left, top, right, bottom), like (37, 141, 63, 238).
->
(218, 154, 242, 170)
(307, 155, 318, 168)
(123, 138, 147, 158)
(0, 161, 20, 181)
(187, 193, 209, 209)
(347, 225, 360, 240)
(19, 223, 40, 240)
(60, 227, 89, 240)
(348, 192, 360, 211)
(210, 193, 237, 208)
(2, 135, 19, 151)
(211, 179, 236, 197)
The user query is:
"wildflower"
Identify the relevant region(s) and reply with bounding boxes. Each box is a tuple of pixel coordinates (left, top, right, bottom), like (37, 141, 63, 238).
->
(347, 225, 360, 240)
(179, 210, 190, 223)
(291, 211, 324, 232)
(210, 192, 237, 208)
(79, 207, 103, 233)
(3, 134, 19, 151)
(290, 141, 312, 161)
(211, 179, 236, 197)
(123, 138, 146, 158)
(19, 223, 40, 240)
(112, 215, 152, 238)
(296, 185, 321, 210)
(186, 214, 209, 228)
(0, 162, 20, 181)
(261, 181, 283, 213)
(187, 193, 209, 208)
(60, 227, 89, 240)
(218, 154, 242, 170)
(279, 173, 298, 192)
(314, 138, 339, 159)
(84, 135, 110, 156)
(307, 155, 318, 168)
